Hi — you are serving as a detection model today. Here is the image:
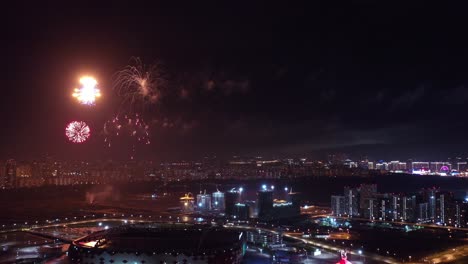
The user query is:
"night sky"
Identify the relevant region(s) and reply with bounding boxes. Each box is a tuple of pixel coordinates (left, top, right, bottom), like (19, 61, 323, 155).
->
(2, 2, 468, 161)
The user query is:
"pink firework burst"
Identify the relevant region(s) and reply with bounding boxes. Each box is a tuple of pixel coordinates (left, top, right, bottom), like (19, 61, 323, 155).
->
(66, 121, 91, 143)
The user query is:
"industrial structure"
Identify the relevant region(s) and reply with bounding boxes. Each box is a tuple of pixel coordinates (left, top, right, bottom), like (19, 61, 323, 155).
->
(212, 190, 225, 210)
(196, 190, 212, 211)
(68, 224, 246, 263)
(180, 193, 195, 213)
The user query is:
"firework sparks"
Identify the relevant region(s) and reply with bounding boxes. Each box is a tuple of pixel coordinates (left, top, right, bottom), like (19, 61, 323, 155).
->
(66, 121, 91, 143)
(103, 58, 164, 152)
(73, 76, 101, 105)
(113, 58, 165, 113)
(103, 114, 150, 147)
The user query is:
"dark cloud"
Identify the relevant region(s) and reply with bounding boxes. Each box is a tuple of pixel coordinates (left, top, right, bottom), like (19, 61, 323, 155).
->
(180, 88, 190, 99)
(390, 86, 425, 111)
(220, 80, 250, 95)
(320, 88, 336, 102)
(205, 80, 216, 91)
(443, 86, 468, 105)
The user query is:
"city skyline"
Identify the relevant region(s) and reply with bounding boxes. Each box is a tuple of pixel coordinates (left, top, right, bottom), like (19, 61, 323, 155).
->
(2, 2, 468, 263)
(2, 154, 468, 190)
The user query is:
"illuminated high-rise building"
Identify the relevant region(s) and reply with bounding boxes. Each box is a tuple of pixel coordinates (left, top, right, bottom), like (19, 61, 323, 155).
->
(402, 195, 418, 221)
(454, 200, 468, 227)
(363, 198, 378, 220)
(212, 190, 225, 210)
(436, 192, 452, 224)
(331, 195, 346, 216)
(438, 194, 446, 224)
(344, 187, 359, 217)
(390, 195, 401, 220)
(379, 197, 391, 220)
(418, 202, 429, 221)
(422, 188, 438, 221)
(429, 194, 436, 221)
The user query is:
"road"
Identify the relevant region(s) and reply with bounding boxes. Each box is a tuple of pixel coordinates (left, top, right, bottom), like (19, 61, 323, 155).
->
(324, 216, 468, 232)
(225, 225, 401, 264)
(423, 245, 468, 264)
(4, 216, 467, 264)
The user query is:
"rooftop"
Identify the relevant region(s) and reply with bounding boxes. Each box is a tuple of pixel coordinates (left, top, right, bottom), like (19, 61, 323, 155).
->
(74, 224, 242, 253)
